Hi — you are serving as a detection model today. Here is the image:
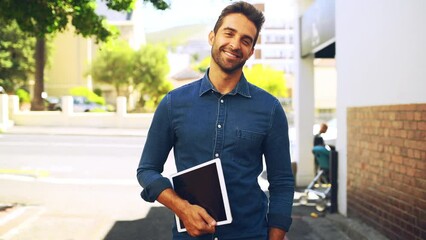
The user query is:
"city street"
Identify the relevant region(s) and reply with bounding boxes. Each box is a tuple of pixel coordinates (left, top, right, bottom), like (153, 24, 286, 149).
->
(0, 128, 381, 240)
(0, 132, 176, 239)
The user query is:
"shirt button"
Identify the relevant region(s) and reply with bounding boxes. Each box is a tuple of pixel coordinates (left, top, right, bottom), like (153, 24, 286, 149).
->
(214, 238, 218, 240)
(218, 124, 222, 128)
(215, 153, 219, 157)
(220, 99, 224, 103)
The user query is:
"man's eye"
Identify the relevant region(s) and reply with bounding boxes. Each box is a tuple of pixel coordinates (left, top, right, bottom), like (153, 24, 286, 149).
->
(242, 39, 252, 46)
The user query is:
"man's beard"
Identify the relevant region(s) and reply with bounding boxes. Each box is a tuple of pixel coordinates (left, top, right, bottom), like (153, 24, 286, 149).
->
(211, 46, 247, 74)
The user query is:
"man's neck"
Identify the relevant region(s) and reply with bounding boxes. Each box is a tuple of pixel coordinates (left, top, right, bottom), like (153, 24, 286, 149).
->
(208, 65, 243, 95)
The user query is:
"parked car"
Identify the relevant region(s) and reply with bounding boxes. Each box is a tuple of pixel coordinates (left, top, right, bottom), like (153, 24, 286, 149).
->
(44, 96, 61, 111)
(52, 96, 106, 112)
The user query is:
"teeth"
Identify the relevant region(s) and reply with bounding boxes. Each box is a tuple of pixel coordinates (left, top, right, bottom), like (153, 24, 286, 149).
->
(224, 51, 238, 58)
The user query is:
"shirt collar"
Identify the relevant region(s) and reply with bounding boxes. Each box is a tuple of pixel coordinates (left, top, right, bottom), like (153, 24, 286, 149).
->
(199, 68, 251, 98)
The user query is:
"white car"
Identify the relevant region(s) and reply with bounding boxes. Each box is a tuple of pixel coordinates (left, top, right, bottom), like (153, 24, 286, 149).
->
(53, 96, 106, 112)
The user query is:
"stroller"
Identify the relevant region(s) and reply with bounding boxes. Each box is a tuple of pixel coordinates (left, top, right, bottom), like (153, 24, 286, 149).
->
(299, 145, 332, 212)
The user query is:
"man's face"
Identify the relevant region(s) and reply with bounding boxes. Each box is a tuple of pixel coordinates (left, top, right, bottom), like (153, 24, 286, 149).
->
(320, 124, 328, 133)
(209, 13, 256, 74)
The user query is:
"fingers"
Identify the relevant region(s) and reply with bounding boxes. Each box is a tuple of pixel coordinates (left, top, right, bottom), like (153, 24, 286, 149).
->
(199, 207, 217, 230)
(183, 205, 217, 237)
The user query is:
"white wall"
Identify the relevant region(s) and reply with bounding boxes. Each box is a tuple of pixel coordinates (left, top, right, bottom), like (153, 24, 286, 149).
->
(336, 0, 426, 215)
(314, 59, 337, 109)
(3, 96, 154, 130)
(337, 0, 426, 106)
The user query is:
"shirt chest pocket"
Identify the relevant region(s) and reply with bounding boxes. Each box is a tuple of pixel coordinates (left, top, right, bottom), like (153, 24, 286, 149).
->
(234, 129, 265, 165)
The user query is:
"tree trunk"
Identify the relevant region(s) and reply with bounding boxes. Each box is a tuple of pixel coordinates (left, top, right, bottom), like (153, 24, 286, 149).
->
(30, 36, 46, 111)
(115, 84, 120, 97)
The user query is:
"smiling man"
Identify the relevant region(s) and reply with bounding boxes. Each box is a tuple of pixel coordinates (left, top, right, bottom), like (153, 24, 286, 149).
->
(137, 1, 294, 239)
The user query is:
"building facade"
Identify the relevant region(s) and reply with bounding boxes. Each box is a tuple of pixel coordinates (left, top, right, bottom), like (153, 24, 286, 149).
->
(294, 0, 425, 239)
(45, 0, 146, 104)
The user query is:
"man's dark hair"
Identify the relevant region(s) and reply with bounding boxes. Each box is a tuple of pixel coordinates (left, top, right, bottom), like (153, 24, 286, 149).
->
(213, 1, 265, 47)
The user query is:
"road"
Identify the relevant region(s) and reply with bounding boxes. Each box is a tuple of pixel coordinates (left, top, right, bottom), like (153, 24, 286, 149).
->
(0, 130, 354, 240)
(0, 133, 176, 240)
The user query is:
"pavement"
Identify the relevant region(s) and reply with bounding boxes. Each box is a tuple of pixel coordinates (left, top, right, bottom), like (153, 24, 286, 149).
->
(0, 125, 389, 240)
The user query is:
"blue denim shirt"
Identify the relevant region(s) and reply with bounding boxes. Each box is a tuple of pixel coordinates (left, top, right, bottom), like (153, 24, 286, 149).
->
(137, 71, 294, 239)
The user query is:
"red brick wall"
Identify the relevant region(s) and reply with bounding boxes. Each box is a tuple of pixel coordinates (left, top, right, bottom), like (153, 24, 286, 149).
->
(347, 104, 426, 240)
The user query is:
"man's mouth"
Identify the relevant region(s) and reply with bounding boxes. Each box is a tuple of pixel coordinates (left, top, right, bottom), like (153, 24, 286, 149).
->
(223, 48, 241, 59)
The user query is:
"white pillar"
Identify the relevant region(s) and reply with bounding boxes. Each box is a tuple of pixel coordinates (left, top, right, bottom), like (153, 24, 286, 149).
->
(294, 55, 316, 186)
(0, 94, 8, 130)
(62, 96, 74, 115)
(116, 96, 127, 117)
(293, 0, 316, 186)
(0, 94, 13, 130)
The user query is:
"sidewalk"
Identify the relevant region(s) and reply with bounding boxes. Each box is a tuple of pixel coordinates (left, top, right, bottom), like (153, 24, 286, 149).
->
(0, 125, 389, 240)
(288, 194, 389, 240)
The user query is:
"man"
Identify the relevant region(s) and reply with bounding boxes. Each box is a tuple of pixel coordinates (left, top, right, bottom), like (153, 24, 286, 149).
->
(137, 2, 294, 239)
(314, 123, 328, 146)
(313, 123, 328, 175)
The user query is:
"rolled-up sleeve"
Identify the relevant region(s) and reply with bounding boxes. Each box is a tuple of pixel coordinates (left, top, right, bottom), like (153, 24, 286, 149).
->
(263, 100, 294, 232)
(136, 94, 174, 202)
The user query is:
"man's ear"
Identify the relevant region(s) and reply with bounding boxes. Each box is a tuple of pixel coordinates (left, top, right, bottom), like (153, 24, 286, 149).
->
(248, 47, 254, 58)
(208, 31, 215, 46)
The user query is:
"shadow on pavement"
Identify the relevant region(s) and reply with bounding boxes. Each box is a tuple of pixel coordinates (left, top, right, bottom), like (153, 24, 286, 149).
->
(104, 207, 174, 240)
(103, 193, 329, 240)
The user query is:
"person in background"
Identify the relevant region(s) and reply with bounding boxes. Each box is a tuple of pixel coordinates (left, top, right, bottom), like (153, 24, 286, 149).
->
(137, 1, 294, 239)
(313, 123, 328, 146)
(313, 122, 328, 177)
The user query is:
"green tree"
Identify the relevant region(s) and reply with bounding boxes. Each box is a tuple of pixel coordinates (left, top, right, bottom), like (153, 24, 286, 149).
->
(89, 42, 172, 109)
(0, 19, 36, 93)
(133, 44, 172, 107)
(195, 56, 211, 73)
(0, 0, 169, 110)
(90, 40, 134, 96)
(244, 64, 289, 98)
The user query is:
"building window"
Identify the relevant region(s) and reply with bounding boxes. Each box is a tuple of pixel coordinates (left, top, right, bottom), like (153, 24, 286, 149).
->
(253, 3, 265, 12)
(264, 33, 286, 44)
(255, 49, 262, 59)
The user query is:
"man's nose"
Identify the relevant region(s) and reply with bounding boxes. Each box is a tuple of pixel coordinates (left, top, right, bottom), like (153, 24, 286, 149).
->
(229, 37, 241, 50)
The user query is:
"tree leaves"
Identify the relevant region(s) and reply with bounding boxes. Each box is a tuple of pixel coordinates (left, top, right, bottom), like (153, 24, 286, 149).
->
(0, 19, 35, 92)
(244, 64, 289, 98)
(90, 41, 171, 108)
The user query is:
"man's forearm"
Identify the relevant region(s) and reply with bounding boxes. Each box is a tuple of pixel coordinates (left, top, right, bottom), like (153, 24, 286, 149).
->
(157, 188, 188, 214)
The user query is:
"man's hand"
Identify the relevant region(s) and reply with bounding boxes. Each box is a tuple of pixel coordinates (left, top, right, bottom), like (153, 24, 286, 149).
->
(269, 227, 286, 240)
(178, 203, 216, 237)
(157, 188, 216, 237)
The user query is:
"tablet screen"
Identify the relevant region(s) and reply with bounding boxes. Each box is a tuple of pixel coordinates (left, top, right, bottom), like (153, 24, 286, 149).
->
(170, 158, 232, 232)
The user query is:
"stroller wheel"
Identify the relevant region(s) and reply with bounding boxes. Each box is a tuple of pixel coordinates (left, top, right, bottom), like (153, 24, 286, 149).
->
(299, 195, 308, 205)
(315, 200, 327, 212)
